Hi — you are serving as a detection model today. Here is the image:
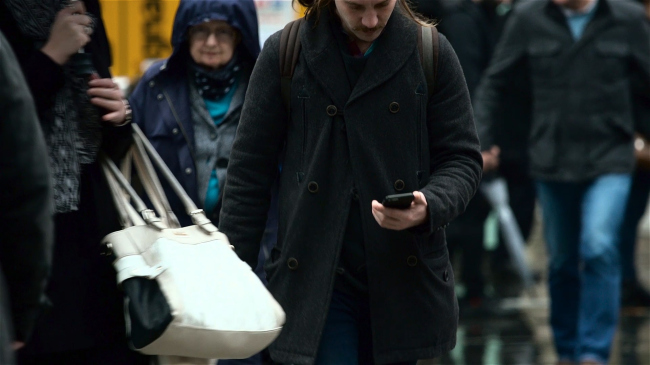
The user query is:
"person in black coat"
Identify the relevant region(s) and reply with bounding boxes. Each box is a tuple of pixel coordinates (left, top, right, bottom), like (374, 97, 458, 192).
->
(219, 0, 483, 363)
(474, 0, 650, 363)
(0, 1, 149, 363)
(0, 29, 53, 365)
(414, 0, 536, 314)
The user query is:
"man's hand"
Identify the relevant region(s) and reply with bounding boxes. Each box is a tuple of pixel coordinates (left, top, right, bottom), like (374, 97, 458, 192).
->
(88, 75, 129, 126)
(41, 1, 93, 65)
(12, 342, 25, 351)
(371, 191, 429, 231)
(481, 146, 501, 172)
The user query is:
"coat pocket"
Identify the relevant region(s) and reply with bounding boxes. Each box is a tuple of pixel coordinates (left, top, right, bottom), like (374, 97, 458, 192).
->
(528, 40, 562, 77)
(416, 230, 448, 265)
(264, 246, 283, 283)
(418, 232, 454, 289)
(594, 41, 630, 82)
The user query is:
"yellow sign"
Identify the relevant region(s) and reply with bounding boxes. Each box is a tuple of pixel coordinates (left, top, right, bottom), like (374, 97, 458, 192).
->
(100, 0, 304, 80)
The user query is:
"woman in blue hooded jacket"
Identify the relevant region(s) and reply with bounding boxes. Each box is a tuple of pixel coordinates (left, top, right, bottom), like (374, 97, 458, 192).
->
(130, 0, 264, 226)
(130, 4, 276, 360)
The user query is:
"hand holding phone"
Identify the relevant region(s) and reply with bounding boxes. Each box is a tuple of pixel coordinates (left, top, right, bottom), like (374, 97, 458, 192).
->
(372, 191, 429, 231)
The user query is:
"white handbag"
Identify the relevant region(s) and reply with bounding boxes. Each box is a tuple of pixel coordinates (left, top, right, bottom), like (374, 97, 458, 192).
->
(100, 124, 285, 359)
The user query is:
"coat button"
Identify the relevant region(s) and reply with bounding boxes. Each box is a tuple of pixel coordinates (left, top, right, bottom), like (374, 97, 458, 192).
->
(326, 105, 338, 117)
(389, 102, 400, 114)
(308, 181, 319, 194)
(336, 267, 345, 275)
(407, 255, 418, 267)
(185, 168, 192, 175)
(172, 128, 179, 135)
(443, 269, 450, 282)
(210, 133, 217, 140)
(394, 179, 405, 191)
(351, 188, 359, 201)
(149, 81, 155, 87)
(287, 258, 299, 270)
(157, 94, 163, 100)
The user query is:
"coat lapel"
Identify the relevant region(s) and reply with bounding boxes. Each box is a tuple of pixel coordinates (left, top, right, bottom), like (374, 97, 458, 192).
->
(300, 6, 418, 108)
(348, 10, 418, 105)
(300, 9, 352, 108)
(567, 0, 614, 55)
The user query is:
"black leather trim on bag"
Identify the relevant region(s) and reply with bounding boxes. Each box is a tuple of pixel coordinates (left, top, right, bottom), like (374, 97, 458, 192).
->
(122, 277, 173, 349)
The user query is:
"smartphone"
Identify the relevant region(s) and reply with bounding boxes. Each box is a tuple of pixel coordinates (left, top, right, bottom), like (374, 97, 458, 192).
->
(381, 193, 414, 209)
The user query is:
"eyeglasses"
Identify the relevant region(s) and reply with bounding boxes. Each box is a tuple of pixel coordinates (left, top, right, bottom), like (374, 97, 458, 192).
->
(189, 25, 237, 41)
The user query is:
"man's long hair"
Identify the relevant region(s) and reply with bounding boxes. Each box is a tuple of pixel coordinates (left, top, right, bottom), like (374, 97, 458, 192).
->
(293, 0, 435, 27)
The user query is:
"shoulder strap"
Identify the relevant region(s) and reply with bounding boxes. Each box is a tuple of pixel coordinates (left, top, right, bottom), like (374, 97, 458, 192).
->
(280, 18, 305, 110)
(418, 26, 440, 99)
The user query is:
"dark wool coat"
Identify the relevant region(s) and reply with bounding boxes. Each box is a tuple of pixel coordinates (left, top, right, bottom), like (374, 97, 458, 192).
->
(0, 1, 145, 358)
(219, 6, 483, 365)
(474, 0, 650, 182)
(0, 29, 52, 361)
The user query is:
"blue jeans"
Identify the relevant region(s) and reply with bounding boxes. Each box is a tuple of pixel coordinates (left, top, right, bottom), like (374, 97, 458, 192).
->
(618, 170, 650, 283)
(536, 174, 632, 364)
(315, 291, 416, 365)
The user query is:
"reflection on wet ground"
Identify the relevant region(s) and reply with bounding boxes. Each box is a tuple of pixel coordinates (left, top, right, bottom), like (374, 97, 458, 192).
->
(422, 311, 649, 365)
(421, 209, 650, 365)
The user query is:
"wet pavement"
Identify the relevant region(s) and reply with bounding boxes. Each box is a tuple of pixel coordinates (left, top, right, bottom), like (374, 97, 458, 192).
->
(422, 208, 650, 365)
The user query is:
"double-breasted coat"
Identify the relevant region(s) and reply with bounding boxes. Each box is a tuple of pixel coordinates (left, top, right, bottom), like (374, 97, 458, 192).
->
(219, 5, 483, 365)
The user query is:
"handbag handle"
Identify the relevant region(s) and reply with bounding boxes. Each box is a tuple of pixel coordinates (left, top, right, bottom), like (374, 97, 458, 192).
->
(101, 153, 167, 230)
(130, 137, 181, 228)
(131, 124, 217, 233)
(103, 156, 146, 228)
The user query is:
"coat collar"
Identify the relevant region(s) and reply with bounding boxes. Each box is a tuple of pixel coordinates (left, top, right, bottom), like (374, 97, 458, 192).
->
(299, 4, 419, 108)
(544, 0, 614, 51)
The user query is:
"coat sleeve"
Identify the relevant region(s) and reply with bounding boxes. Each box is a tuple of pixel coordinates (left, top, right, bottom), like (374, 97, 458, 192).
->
(0, 2, 65, 116)
(473, 10, 530, 150)
(413, 34, 483, 236)
(219, 33, 288, 270)
(0, 32, 53, 343)
(630, 15, 650, 139)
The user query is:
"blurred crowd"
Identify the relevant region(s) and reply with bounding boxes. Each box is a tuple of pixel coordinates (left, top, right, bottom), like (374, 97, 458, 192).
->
(1, 0, 649, 365)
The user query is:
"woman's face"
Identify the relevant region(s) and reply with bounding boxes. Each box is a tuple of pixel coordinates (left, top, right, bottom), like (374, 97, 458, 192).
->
(188, 20, 239, 70)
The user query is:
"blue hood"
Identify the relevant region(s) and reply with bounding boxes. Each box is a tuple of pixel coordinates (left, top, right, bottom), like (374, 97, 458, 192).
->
(169, 0, 261, 68)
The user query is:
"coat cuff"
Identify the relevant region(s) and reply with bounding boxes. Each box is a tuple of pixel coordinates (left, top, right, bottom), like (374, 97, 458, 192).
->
(408, 194, 449, 236)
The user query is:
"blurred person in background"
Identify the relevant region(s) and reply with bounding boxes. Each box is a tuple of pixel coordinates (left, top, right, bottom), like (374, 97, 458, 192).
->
(129, 1, 273, 362)
(474, 0, 650, 364)
(219, 0, 483, 363)
(0, 1, 149, 364)
(617, 0, 650, 309)
(0, 29, 53, 365)
(414, 0, 535, 316)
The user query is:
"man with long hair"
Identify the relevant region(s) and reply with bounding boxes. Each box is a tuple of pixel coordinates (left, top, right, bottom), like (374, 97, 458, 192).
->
(219, 0, 482, 364)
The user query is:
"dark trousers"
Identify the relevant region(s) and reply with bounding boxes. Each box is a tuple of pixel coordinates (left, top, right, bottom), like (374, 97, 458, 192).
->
(490, 164, 537, 267)
(446, 163, 536, 299)
(618, 169, 650, 283)
(315, 291, 416, 365)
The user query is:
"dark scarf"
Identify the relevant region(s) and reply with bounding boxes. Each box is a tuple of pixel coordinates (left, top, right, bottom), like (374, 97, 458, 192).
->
(5, 0, 103, 213)
(190, 53, 241, 101)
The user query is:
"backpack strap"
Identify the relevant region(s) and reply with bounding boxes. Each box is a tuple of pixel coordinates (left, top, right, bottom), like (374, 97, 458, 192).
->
(280, 18, 305, 111)
(418, 25, 440, 99)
